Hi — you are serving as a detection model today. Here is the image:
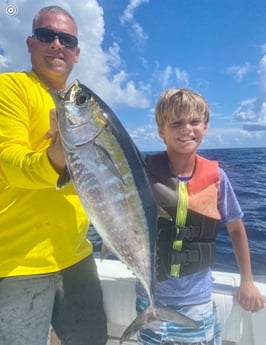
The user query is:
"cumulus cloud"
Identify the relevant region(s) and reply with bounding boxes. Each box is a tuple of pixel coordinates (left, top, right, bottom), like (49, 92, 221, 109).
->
(233, 98, 259, 122)
(129, 120, 164, 152)
(233, 53, 266, 132)
(202, 126, 266, 149)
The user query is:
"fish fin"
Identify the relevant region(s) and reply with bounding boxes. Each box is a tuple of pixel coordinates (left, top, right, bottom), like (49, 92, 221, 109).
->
(133, 143, 145, 167)
(119, 303, 198, 344)
(56, 166, 71, 189)
(94, 142, 126, 184)
(119, 304, 155, 344)
(154, 302, 198, 328)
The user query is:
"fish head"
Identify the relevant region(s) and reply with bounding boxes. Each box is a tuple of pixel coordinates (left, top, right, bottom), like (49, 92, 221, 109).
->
(50, 80, 108, 149)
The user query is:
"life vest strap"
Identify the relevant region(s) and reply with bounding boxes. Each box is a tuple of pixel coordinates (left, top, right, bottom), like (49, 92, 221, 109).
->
(171, 242, 216, 266)
(171, 248, 200, 265)
(157, 219, 212, 242)
(156, 220, 217, 281)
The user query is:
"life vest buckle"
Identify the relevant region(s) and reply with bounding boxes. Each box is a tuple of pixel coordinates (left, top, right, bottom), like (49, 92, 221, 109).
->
(175, 225, 200, 241)
(171, 248, 200, 266)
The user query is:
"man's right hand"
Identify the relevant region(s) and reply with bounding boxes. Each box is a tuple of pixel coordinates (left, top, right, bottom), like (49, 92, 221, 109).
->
(46, 109, 66, 174)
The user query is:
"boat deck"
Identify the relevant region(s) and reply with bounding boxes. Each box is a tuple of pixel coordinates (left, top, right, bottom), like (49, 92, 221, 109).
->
(49, 330, 236, 345)
(97, 259, 266, 345)
(50, 259, 266, 345)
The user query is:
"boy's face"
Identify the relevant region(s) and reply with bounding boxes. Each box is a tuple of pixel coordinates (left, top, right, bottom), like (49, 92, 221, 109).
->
(158, 117, 208, 154)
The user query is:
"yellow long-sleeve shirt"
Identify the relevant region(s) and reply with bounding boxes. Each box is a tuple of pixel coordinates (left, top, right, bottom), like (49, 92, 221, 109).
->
(0, 71, 93, 277)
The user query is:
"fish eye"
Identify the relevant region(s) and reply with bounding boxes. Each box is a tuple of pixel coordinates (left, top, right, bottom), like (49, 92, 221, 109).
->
(76, 91, 88, 106)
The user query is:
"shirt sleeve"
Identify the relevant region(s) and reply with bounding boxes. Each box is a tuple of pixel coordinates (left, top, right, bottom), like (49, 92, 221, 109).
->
(0, 73, 59, 189)
(217, 167, 244, 223)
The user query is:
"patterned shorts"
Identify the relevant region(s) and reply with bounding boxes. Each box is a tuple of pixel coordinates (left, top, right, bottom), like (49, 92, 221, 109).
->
(136, 298, 221, 345)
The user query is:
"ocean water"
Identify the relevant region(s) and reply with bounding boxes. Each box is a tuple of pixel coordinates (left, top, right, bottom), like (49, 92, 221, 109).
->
(89, 147, 266, 277)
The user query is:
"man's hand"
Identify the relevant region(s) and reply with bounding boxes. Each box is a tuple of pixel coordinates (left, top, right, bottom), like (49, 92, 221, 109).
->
(45, 108, 58, 139)
(46, 109, 66, 173)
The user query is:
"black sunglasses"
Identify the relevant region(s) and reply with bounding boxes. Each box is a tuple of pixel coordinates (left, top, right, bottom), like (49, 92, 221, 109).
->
(33, 28, 78, 49)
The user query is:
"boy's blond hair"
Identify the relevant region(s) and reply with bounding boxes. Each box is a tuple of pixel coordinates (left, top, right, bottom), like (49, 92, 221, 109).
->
(155, 88, 210, 129)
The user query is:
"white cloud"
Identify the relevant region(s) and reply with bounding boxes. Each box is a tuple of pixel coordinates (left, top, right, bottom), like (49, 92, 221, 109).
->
(227, 62, 251, 81)
(233, 98, 258, 121)
(153, 64, 189, 89)
(161, 66, 172, 87)
(203, 126, 266, 149)
(258, 54, 266, 95)
(232, 53, 266, 132)
(120, 0, 149, 24)
(131, 123, 266, 152)
(120, 0, 149, 49)
(175, 68, 189, 87)
(129, 122, 163, 152)
(0, 54, 10, 69)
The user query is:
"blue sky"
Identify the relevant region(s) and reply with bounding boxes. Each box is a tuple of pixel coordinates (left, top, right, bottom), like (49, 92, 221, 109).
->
(1, 0, 266, 151)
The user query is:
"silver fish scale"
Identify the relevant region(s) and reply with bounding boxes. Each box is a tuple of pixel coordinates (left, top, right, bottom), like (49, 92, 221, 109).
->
(66, 143, 152, 300)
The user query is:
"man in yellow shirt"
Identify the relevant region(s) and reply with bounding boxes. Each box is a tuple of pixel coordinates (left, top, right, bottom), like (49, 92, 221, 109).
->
(0, 5, 107, 345)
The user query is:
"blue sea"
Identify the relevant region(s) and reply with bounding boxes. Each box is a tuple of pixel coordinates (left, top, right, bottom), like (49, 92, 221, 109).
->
(89, 147, 266, 277)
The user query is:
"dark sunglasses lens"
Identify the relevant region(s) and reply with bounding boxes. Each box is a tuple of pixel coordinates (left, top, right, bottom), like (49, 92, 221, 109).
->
(34, 29, 55, 42)
(34, 28, 78, 48)
(59, 33, 78, 48)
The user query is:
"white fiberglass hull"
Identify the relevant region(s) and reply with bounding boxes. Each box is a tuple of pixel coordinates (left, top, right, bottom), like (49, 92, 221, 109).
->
(96, 259, 266, 345)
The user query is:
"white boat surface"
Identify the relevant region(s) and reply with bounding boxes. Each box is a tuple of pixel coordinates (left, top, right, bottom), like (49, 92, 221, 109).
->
(96, 258, 266, 345)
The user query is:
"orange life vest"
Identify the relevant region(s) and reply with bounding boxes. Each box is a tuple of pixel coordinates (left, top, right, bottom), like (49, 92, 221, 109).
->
(145, 152, 221, 279)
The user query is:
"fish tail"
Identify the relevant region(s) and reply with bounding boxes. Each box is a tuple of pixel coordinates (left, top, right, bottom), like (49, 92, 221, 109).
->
(119, 303, 198, 344)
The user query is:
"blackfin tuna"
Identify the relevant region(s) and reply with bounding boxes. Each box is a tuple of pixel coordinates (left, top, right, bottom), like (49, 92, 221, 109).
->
(50, 80, 197, 344)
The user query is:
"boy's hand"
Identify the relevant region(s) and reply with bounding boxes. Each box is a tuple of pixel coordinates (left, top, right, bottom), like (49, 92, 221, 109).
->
(236, 281, 265, 312)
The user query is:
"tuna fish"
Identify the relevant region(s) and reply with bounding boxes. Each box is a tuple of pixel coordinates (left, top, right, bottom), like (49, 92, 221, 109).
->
(50, 80, 197, 344)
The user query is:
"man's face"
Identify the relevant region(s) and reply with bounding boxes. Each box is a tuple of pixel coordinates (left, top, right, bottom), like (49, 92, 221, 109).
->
(26, 11, 80, 88)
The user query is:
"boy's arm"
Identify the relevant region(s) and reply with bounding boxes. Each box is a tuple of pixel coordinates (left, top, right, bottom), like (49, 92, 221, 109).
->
(227, 219, 265, 311)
